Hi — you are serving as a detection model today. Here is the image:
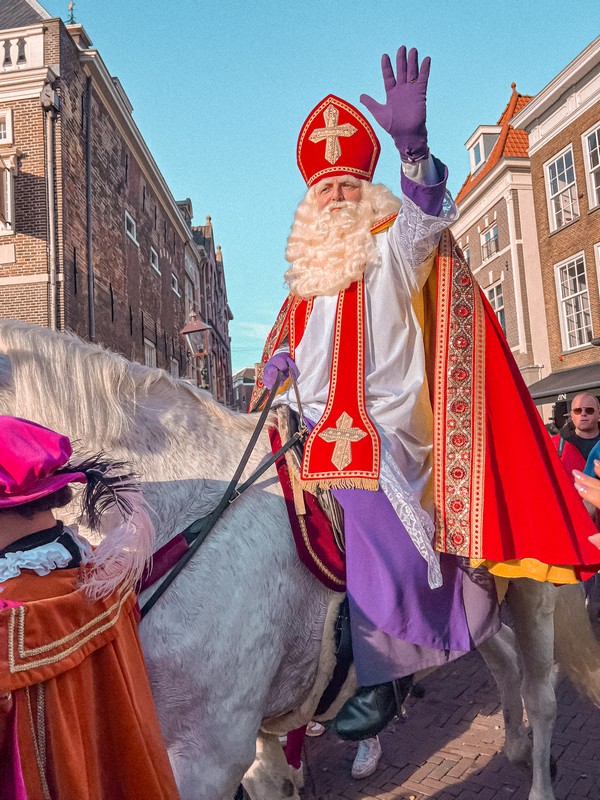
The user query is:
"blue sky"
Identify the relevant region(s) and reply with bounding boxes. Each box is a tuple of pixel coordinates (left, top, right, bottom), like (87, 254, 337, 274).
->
(42, 1, 599, 371)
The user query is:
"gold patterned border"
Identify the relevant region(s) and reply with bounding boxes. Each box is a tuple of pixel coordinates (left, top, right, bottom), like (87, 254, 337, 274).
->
(433, 231, 486, 557)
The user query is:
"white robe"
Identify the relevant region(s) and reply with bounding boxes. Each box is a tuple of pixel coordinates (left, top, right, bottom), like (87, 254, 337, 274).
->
(280, 175, 458, 587)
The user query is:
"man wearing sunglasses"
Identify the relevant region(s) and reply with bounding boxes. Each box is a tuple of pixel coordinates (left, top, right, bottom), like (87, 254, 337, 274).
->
(553, 394, 600, 476)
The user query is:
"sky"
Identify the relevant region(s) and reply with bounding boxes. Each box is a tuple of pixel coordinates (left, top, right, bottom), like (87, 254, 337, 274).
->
(41, 0, 600, 372)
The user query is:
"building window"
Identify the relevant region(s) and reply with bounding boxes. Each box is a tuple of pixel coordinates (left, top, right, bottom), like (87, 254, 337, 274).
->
(0, 157, 15, 234)
(0, 110, 13, 145)
(480, 224, 498, 261)
(463, 245, 470, 266)
(472, 141, 482, 170)
(555, 254, 592, 350)
(546, 147, 579, 231)
(487, 281, 505, 334)
(144, 338, 157, 368)
(124, 210, 137, 243)
(584, 123, 600, 210)
(171, 272, 180, 296)
(150, 247, 160, 274)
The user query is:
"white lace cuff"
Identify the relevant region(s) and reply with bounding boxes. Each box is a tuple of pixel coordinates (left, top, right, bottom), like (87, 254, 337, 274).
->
(393, 191, 459, 274)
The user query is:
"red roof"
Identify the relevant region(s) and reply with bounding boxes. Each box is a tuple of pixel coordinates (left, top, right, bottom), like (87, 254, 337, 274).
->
(455, 85, 533, 205)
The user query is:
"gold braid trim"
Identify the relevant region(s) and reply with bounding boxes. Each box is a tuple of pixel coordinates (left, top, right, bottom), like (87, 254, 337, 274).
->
(26, 684, 51, 800)
(8, 590, 132, 673)
(298, 516, 345, 588)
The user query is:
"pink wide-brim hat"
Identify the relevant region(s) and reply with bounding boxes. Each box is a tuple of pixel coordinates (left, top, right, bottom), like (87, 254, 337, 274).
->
(0, 416, 87, 509)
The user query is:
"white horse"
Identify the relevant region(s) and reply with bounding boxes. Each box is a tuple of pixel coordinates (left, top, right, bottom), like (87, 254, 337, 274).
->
(1, 318, 599, 800)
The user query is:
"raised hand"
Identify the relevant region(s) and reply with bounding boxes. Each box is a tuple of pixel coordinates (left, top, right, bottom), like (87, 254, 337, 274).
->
(262, 352, 299, 390)
(360, 46, 430, 163)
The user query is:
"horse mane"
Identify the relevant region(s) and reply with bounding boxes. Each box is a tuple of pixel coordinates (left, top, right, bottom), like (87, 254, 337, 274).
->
(0, 319, 257, 451)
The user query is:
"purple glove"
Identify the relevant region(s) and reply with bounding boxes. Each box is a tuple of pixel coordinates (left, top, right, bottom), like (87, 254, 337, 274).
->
(360, 46, 430, 163)
(262, 352, 299, 390)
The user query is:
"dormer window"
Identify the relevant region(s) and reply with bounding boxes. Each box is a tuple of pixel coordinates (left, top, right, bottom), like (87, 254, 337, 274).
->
(466, 126, 502, 174)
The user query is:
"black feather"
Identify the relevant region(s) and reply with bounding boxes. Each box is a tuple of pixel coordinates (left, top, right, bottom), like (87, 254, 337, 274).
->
(55, 453, 139, 531)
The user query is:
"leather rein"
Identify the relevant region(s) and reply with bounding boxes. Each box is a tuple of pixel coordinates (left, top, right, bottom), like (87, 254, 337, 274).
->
(140, 371, 306, 618)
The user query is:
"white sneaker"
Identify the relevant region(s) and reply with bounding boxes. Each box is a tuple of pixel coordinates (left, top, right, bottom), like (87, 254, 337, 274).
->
(351, 736, 382, 779)
(305, 720, 325, 737)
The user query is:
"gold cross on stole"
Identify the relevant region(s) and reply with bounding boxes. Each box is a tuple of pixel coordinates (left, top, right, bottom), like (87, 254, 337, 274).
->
(318, 412, 367, 471)
(308, 104, 357, 165)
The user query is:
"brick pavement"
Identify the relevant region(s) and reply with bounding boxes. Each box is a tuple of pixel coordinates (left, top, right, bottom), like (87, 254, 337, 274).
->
(300, 646, 600, 800)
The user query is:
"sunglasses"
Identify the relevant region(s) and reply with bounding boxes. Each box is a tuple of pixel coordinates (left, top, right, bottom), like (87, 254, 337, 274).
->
(572, 407, 597, 415)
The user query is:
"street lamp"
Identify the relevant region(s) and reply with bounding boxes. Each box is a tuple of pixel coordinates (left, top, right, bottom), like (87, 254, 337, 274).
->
(180, 311, 212, 358)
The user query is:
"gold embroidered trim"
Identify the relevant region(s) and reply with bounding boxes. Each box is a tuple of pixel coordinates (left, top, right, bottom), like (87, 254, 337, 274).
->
(298, 515, 345, 587)
(433, 231, 486, 557)
(8, 591, 132, 673)
(301, 281, 380, 486)
(26, 684, 51, 800)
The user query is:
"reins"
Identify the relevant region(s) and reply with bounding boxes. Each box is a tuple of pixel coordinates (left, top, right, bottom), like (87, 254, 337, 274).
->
(140, 371, 306, 618)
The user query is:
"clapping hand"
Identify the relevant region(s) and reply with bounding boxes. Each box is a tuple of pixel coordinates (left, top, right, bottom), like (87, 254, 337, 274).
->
(360, 46, 430, 163)
(573, 462, 600, 549)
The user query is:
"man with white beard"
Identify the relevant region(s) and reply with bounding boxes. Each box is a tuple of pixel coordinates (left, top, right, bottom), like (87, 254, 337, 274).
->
(252, 45, 600, 742)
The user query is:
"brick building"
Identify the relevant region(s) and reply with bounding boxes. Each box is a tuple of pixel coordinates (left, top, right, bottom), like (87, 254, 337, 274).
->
(511, 36, 600, 421)
(0, 0, 234, 403)
(232, 366, 255, 412)
(451, 85, 550, 388)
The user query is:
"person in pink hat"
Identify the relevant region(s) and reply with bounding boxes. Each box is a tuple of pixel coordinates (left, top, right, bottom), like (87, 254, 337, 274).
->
(0, 416, 178, 800)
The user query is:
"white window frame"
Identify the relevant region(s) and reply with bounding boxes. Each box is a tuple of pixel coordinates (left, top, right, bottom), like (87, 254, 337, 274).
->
(470, 139, 484, 172)
(171, 271, 181, 296)
(486, 280, 506, 334)
(545, 145, 580, 232)
(0, 153, 16, 236)
(582, 121, 600, 212)
(125, 210, 138, 244)
(554, 252, 592, 351)
(480, 224, 499, 262)
(0, 110, 14, 145)
(150, 247, 160, 275)
(144, 338, 157, 368)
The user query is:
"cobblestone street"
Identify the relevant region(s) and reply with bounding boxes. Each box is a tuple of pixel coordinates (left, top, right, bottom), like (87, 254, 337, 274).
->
(301, 644, 600, 800)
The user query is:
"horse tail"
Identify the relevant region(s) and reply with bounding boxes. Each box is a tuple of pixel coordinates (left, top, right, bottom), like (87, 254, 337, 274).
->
(553, 582, 600, 706)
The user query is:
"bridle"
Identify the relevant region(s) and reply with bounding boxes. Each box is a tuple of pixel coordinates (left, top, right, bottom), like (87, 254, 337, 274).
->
(140, 371, 306, 618)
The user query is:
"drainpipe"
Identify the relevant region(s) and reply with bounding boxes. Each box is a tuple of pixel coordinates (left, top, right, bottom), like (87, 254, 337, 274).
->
(40, 83, 59, 330)
(84, 76, 95, 340)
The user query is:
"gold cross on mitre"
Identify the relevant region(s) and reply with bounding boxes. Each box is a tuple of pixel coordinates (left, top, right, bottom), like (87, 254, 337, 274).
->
(308, 103, 357, 165)
(319, 412, 367, 471)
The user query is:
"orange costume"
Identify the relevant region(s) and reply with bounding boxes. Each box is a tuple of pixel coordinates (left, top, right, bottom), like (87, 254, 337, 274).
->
(0, 567, 179, 800)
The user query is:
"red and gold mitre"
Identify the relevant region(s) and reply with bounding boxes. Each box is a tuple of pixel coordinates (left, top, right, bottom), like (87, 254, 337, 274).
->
(297, 94, 381, 187)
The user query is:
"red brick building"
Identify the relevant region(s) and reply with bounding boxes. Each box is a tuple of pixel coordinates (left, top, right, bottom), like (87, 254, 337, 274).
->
(0, 0, 234, 403)
(511, 36, 600, 419)
(451, 85, 550, 388)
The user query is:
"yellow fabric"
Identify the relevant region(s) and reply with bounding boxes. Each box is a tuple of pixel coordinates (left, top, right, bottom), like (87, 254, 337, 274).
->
(470, 557, 580, 585)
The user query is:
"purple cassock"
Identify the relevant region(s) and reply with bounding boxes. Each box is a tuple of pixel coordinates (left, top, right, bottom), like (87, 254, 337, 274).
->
(333, 486, 501, 686)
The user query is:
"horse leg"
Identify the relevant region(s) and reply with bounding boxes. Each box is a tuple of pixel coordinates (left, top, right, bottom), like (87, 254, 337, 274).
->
(242, 732, 301, 800)
(505, 578, 557, 800)
(477, 623, 530, 766)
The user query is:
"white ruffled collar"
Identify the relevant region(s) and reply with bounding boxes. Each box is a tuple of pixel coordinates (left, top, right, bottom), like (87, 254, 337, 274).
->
(0, 526, 92, 584)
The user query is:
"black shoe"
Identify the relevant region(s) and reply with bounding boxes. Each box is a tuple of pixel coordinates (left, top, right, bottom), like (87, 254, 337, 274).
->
(332, 675, 413, 741)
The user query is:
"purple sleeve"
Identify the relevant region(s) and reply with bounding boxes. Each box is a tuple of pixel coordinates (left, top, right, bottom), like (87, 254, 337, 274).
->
(400, 155, 448, 217)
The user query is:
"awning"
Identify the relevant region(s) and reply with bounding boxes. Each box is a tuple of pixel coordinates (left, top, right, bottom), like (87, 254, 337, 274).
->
(528, 363, 600, 405)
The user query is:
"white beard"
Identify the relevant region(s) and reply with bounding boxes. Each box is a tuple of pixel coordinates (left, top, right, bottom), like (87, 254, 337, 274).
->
(284, 182, 401, 298)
